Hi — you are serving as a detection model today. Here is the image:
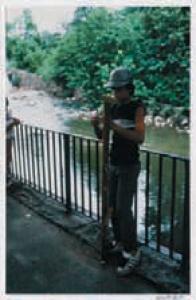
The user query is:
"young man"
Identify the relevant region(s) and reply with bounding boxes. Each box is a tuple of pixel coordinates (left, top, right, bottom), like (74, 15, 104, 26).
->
(91, 67, 145, 276)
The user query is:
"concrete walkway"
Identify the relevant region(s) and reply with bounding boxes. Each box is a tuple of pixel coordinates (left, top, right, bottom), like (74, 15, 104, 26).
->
(7, 197, 159, 294)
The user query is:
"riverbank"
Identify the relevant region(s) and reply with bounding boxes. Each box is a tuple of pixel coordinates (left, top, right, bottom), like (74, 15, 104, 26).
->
(8, 87, 189, 157)
(9, 87, 189, 135)
(8, 68, 189, 134)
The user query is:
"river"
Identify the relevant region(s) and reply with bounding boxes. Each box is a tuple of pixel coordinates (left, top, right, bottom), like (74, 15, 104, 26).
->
(9, 90, 189, 256)
(10, 90, 189, 157)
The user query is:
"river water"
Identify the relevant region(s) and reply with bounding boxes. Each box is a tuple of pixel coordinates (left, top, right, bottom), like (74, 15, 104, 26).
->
(10, 91, 189, 255)
(10, 91, 189, 157)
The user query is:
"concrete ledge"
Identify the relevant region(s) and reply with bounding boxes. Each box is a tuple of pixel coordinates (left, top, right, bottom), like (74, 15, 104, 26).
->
(7, 181, 189, 293)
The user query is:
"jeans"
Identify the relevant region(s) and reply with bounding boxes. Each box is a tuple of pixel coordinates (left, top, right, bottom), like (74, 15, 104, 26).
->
(108, 162, 141, 252)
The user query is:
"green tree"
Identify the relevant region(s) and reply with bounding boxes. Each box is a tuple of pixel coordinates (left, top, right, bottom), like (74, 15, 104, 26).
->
(7, 7, 190, 114)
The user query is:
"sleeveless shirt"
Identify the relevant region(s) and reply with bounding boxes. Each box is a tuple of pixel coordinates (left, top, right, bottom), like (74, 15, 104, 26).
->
(110, 100, 144, 166)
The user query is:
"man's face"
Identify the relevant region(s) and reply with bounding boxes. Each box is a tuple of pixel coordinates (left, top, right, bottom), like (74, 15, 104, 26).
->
(112, 86, 130, 102)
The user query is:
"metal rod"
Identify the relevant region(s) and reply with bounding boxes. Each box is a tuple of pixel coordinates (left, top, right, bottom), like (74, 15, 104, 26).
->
(13, 127, 18, 179)
(169, 158, 176, 259)
(35, 127, 41, 192)
(59, 133, 64, 203)
(30, 126, 36, 188)
(96, 140, 100, 221)
(157, 155, 163, 252)
(61, 133, 66, 203)
(80, 138, 84, 214)
(182, 160, 190, 274)
(64, 134, 71, 211)
(145, 152, 150, 245)
(72, 136, 78, 210)
(16, 125, 22, 181)
(25, 124, 31, 185)
(101, 98, 111, 261)
(46, 130, 52, 197)
(134, 190, 138, 245)
(87, 139, 92, 217)
(41, 128, 46, 193)
(21, 125, 27, 183)
(52, 131, 57, 199)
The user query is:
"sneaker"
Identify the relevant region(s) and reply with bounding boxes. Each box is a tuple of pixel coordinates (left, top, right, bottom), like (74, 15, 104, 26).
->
(108, 242, 123, 254)
(116, 248, 142, 276)
(122, 250, 134, 260)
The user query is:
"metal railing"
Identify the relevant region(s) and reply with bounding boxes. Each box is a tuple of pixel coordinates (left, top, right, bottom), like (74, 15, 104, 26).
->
(10, 123, 190, 270)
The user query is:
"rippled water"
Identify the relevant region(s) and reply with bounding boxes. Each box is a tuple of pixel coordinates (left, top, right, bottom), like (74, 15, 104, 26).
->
(10, 94, 189, 156)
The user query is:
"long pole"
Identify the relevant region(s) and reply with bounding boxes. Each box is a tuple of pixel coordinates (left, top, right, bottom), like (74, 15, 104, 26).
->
(101, 96, 112, 262)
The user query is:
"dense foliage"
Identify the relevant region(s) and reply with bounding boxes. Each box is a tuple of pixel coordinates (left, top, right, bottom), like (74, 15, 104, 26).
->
(6, 7, 190, 114)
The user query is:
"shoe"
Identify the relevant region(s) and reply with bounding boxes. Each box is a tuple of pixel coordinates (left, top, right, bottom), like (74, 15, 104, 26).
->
(116, 248, 142, 276)
(122, 250, 134, 259)
(108, 242, 123, 254)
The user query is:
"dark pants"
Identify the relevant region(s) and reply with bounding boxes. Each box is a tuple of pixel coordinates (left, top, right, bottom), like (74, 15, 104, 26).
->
(109, 162, 141, 252)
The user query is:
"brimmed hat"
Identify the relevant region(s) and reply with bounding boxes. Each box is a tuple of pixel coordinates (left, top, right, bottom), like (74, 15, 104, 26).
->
(104, 67, 133, 88)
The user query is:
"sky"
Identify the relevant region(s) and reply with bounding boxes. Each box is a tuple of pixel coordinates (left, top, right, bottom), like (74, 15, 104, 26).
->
(5, 6, 77, 33)
(5, 6, 124, 33)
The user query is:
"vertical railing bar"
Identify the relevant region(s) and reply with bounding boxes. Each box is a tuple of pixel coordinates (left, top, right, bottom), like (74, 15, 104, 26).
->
(182, 160, 190, 273)
(87, 139, 92, 217)
(32, 128, 37, 189)
(8, 130, 13, 177)
(30, 126, 36, 188)
(80, 138, 84, 214)
(38, 128, 42, 192)
(169, 158, 176, 259)
(27, 125, 32, 186)
(52, 131, 57, 199)
(41, 128, 46, 193)
(96, 140, 100, 221)
(28, 126, 33, 186)
(24, 125, 31, 185)
(35, 127, 41, 192)
(38, 128, 42, 193)
(18, 124, 23, 182)
(64, 134, 71, 211)
(145, 152, 150, 245)
(12, 127, 18, 179)
(72, 136, 78, 210)
(134, 190, 138, 244)
(46, 130, 52, 197)
(20, 124, 26, 183)
(59, 132, 64, 203)
(157, 154, 163, 252)
(21, 125, 27, 184)
(61, 133, 66, 203)
(16, 125, 22, 182)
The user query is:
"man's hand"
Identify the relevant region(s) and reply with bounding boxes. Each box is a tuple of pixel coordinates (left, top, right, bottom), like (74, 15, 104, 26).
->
(91, 112, 103, 127)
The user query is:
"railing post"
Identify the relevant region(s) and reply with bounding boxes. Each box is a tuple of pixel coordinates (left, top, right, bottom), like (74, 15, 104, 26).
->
(64, 134, 71, 212)
(101, 99, 110, 261)
(181, 160, 190, 275)
(145, 152, 150, 246)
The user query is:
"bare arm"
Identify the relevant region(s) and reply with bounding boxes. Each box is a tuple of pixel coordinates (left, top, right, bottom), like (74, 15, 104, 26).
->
(110, 106, 145, 144)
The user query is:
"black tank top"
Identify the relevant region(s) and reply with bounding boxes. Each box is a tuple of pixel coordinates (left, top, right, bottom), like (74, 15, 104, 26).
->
(110, 100, 144, 166)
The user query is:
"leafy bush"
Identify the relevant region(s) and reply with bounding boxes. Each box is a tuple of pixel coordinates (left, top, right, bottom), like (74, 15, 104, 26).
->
(6, 7, 190, 113)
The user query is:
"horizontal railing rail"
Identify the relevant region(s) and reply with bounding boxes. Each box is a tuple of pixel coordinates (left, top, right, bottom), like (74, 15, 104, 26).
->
(10, 123, 190, 271)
